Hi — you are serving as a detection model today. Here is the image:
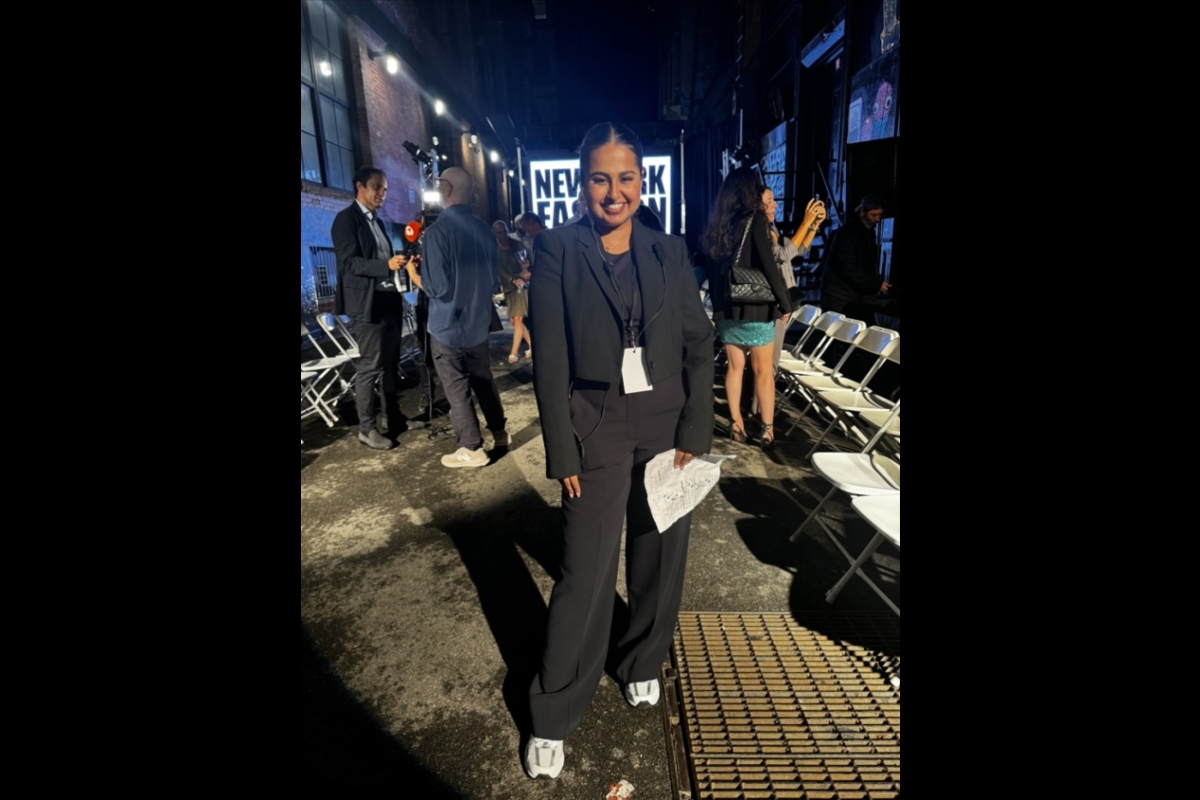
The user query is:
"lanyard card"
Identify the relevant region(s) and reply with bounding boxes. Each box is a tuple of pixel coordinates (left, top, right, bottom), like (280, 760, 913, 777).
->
(622, 347, 653, 393)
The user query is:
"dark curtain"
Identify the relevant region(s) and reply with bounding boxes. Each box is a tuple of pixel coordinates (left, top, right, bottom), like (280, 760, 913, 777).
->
(682, 115, 741, 257)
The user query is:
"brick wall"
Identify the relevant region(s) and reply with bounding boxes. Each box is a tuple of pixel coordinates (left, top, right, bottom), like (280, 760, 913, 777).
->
(302, 1, 502, 323)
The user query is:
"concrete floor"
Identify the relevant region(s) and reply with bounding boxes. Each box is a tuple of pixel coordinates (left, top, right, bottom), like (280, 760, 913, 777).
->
(300, 322, 900, 799)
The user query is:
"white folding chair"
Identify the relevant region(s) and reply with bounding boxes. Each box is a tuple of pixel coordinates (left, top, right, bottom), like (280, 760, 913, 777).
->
(301, 323, 354, 412)
(778, 310, 844, 372)
(852, 405, 900, 457)
(826, 494, 900, 616)
(800, 340, 900, 459)
(317, 313, 360, 359)
(779, 318, 866, 433)
(787, 326, 899, 428)
(789, 402, 900, 537)
(781, 304, 822, 348)
(301, 368, 339, 427)
(779, 317, 866, 379)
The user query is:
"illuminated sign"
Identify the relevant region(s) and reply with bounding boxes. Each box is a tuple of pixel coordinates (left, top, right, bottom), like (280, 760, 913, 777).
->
(528, 156, 672, 232)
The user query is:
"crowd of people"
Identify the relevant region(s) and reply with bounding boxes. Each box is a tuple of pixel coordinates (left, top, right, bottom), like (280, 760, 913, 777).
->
(326, 121, 893, 780)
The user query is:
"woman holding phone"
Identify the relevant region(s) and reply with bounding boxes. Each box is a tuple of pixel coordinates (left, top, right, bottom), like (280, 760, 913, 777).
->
(761, 190, 827, 370)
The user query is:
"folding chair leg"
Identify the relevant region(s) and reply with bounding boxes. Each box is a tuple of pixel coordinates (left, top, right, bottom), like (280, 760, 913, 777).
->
(308, 373, 343, 426)
(825, 530, 885, 602)
(823, 529, 900, 617)
(784, 386, 822, 438)
(302, 382, 339, 427)
(789, 486, 839, 542)
(804, 411, 846, 460)
(784, 413, 805, 439)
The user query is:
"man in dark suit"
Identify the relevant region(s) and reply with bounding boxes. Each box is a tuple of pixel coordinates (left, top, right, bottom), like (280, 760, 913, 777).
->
(331, 166, 414, 450)
(821, 193, 890, 315)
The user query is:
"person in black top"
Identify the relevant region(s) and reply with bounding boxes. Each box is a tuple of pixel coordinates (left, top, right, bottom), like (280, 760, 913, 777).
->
(523, 122, 714, 780)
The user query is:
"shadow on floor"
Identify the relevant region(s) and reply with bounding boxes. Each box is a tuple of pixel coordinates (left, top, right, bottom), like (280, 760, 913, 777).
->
(300, 623, 466, 798)
(719, 475, 900, 659)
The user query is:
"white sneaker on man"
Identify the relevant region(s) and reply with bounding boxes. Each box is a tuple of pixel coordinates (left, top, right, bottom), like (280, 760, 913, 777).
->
(441, 446, 489, 468)
(624, 679, 660, 708)
(523, 737, 564, 779)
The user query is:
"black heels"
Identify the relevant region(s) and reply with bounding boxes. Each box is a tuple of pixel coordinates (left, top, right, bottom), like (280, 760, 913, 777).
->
(730, 422, 748, 444)
(759, 423, 775, 451)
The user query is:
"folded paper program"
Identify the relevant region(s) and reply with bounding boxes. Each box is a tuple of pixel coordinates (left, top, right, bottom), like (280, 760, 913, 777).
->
(644, 451, 735, 532)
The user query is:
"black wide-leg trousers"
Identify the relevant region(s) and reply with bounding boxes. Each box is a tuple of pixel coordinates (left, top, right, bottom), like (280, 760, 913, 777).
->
(529, 374, 691, 741)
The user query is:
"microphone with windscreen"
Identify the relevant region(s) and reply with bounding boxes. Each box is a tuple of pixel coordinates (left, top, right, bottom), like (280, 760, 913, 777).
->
(395, 220, 425, 292)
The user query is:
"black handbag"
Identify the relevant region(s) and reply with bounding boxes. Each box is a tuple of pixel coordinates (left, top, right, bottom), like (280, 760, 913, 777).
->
(725, 217, 775, 305)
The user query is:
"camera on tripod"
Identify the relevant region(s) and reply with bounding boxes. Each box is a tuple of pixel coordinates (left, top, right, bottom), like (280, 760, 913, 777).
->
(402, 140, 433, 166)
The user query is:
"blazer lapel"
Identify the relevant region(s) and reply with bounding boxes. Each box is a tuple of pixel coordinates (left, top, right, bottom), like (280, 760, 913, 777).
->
(357, 205, 388, 259)
(575, 223, 623, 315)
(630, 220, 666, 320)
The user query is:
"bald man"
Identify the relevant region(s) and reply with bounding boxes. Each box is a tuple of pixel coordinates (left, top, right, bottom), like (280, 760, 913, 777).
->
(406, 167, 508, 468)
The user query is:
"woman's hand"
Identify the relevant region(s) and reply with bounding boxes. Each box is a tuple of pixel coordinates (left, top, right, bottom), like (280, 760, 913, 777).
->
(802, 198, 827, 229)
(561, 475, 581, 498)
(673, 450, 696, 469)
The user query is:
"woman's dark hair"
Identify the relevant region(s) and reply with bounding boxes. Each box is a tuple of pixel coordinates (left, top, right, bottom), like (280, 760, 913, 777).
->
(700, 167, 765, 262)
(578, 122, 644, 177)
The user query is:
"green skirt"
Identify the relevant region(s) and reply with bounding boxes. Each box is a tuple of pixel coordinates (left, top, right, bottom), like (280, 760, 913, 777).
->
(717, 319, 775, 347)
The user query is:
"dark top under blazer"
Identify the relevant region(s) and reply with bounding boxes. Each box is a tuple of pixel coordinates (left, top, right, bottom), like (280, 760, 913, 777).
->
(529, 218, 715, 479)
(331, 201, 393, 323)
(708, 211, 792, 323)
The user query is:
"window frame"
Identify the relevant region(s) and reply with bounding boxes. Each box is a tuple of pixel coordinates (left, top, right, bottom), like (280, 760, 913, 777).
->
(301, 0, 358, 191)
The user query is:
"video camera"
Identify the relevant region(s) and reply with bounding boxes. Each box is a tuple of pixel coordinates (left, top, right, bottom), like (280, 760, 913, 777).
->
(402, 140, 433, 166)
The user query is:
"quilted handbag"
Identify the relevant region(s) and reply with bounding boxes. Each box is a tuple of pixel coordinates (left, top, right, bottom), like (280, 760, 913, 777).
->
(726, 217, 775, 305)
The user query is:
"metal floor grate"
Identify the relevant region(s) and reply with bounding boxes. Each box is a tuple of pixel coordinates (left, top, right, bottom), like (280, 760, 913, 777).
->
(665, 613, 900, 799)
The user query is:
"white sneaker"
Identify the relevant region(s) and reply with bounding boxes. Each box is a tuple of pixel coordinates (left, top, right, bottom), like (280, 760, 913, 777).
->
(441, 446, 489, 468)
(492, 430, 511, 447)
(523, 737, 564, 779)
(624, 679, 660, 708)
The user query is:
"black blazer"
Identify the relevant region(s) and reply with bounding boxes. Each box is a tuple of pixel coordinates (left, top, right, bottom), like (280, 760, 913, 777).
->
(331, 201, 394, 322)
(708, 211, 792, 323)
(529, 218, 715, 479)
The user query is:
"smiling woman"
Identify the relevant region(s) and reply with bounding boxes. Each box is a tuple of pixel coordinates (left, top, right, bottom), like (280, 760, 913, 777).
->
(584, 142, 641, 239)
(523, 122, 714, 780)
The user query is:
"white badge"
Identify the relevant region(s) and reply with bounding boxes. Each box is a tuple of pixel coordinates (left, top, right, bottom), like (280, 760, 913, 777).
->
(621, 347, 653, 393)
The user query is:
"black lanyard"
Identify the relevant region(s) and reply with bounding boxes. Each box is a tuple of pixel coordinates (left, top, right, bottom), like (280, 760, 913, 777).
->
(602, 250, 640, 347)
